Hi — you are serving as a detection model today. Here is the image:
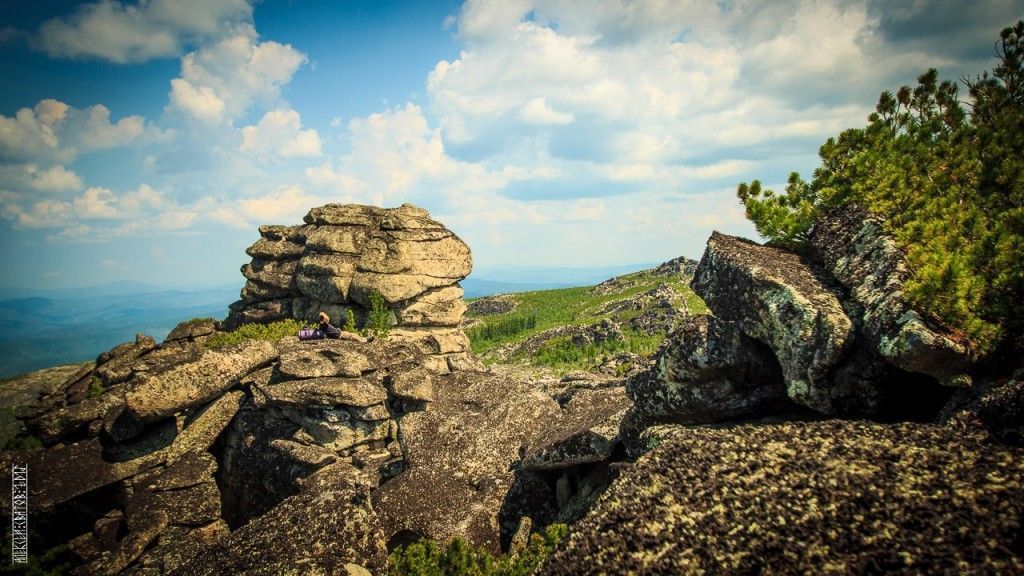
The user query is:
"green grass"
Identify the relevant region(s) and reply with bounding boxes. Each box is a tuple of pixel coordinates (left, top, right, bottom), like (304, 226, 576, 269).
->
(466, 270, 704, 357)
(205, 319, 304, 350)
(531, 331, 664, 371)
(389, 524, 567, 576)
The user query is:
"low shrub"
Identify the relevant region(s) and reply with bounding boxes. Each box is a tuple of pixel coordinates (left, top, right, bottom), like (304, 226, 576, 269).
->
(205, 319, 304, 350)
(389, 524, 568, 576)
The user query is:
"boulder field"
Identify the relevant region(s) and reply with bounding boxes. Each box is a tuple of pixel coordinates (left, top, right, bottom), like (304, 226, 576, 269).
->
(0, 202, 1020, 575)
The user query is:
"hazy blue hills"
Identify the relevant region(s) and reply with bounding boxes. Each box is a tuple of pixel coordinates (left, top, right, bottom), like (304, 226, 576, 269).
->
(0, 262, 667, 378)
(0, 285, 241, 378)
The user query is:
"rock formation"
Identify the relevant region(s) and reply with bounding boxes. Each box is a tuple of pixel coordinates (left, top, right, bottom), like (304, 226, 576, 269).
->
(3, 202, 1022, 575)
(225, 203, 476, 373)
(539, 419, 1024, 575)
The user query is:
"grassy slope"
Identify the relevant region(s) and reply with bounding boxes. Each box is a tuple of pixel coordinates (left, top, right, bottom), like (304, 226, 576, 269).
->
(465, 269, 706, 372)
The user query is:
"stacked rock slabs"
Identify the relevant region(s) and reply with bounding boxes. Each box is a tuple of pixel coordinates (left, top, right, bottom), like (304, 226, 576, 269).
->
(226, 203, 475, 373)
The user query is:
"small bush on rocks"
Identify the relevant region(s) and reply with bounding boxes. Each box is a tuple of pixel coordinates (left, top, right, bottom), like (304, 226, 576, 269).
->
(389, 523, 568, 576)
(205, 319, 304, 350)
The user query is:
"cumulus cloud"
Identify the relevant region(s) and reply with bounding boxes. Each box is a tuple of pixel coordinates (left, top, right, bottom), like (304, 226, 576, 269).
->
(306, 104, 508, 205)
(0, 99, 150, 164)
(241, 109, 323, 158)
(35, 0, 253, 63)
(167, 30, 307, 123)
(426, 0, 1019, 208)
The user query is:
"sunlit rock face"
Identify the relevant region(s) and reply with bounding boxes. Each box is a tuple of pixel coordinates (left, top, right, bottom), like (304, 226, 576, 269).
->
(225, 203, 479, 373)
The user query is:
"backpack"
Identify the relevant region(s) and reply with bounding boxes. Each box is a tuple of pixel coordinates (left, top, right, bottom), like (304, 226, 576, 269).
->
(298, 327, 325, 340)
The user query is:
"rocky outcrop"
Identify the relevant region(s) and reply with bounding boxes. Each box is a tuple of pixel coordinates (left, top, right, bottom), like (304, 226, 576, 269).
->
(809, 203, 972, 382)
(224, 203, 474, 373)
(539, 419, 1024, 575)
(621, 315, 791, 453)
(691, 232, 858, 413)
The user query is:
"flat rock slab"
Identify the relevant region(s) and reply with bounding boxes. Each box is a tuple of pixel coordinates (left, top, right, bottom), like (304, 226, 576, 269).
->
(125, 341, 277, 423)
(261, 377, 387, 408)
(278, 348, 371, 380)
(539, 420, 1024, 575)
(164, 391, 245, 462)
(692, 232, 854, 413)
(27, 437, 164, 511)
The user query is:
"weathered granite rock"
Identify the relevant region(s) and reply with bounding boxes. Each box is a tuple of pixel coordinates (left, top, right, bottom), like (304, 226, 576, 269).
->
(163, 319, 218, 346)
(33, 386, 126, 444)
(224, 203, 478, 371)
(387, 365, 434, 403)
(395, 285, 468, 327)
(81, 511, 169, 576)
(170, 475, 388, 576)
(691, 232, 855, 413)
(125, 341, 276, 423)
(810, 203, 972, 382)
(27, 437, 164, 510)
(522, 387, 630, 471)
(622, 315, 789, 451)
(260, 377, 387, 408)
(278, 347, 371, 380)
(163, 391, 245, 461)
(539, 420, 1024, 575)
(95, 335, 159, 386)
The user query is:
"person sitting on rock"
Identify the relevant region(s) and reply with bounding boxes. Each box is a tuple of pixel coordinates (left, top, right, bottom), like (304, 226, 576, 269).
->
(318, 312, 342, 339)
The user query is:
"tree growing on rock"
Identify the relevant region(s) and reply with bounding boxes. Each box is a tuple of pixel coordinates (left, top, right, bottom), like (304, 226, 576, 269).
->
(737, 20, 1024, 355)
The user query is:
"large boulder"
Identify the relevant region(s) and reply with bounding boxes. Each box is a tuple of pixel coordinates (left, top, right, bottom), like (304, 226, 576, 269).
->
(539, 420, 1024, 575)
(691, 232, 855, 413)
(170, 471, 387, 576)
(224, 203, 477, 371)
(622, 315, 789, 453)
(809, 203, 972, 383)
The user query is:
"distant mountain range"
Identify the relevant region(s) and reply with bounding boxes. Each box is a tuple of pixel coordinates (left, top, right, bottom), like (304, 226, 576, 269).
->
(0, 262, 668, 378)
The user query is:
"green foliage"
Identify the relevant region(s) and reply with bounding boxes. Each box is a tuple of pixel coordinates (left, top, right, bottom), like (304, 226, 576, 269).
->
(0, 544, 72, 576)
(736, 21, 1024, 352)
(205, 319, 304, 349)
(182, 316, 217, 327)
(533, 331, 663, 371)
(467, 315, 537, 344)
(3, 435, 42, 452)
(86, 375, 104, 399)
(366, 291, 393, 338)
(389, 524, 568, 576)
(345, 309, 358, 333)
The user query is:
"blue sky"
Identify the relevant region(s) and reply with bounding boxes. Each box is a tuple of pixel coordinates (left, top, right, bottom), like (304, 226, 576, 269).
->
(0, 0, 1021, 289)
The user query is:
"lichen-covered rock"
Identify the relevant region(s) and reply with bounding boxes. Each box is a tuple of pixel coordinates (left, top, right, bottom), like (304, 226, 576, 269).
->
(259, 377, 387, 408)
(522, 386, 630, 471)
(170, 474, 387, 576)
(95, 334, 159, 386)
(692, 232, 855, 413)
(539, 420, 1024, 575)
(810, 203, 972, 383)
(622, 315, 789, 451)
(124, 341, 276, 423)
(163, 319, 218, 346)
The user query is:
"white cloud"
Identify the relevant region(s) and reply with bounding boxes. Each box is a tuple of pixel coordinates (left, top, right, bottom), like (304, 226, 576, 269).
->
(167, 30, 307, 123)
(0, 99, 150, 164)
(307, 104, 507, 204)
(35, 0, 253, 63)
(73, 187, 122, 219)
(241, 109, 323, 158)
(519, 97, 574, 125)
